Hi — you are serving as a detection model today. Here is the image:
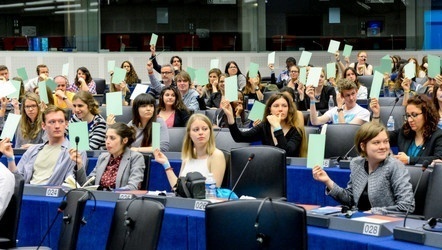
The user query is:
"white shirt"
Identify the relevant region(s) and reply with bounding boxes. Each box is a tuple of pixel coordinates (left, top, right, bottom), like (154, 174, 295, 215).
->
(0, 164, 15, 220)
(180, 157, 210, 178)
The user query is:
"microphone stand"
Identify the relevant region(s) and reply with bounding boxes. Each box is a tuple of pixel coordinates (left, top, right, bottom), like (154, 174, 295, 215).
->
(228, 154, 255, 200)
(36, 201, 67, 250)
(403, 160, 429, 228)
(75, 136, 80, 189)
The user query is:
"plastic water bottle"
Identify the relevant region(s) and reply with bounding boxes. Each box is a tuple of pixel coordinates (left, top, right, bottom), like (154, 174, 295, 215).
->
(205, 173, 217, 199)
(328, 95, 335, 110)
(387, 116, 395, 131)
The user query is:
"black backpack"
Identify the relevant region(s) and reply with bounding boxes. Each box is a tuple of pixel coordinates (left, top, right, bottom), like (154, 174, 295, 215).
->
(175, 172, 206, 199)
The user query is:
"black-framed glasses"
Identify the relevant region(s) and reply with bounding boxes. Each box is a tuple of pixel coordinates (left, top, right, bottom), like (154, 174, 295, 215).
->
(404, 112, 423, 120)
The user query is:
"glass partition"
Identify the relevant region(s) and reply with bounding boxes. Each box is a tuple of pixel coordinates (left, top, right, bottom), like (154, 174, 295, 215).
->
(0, 0, 440, 52)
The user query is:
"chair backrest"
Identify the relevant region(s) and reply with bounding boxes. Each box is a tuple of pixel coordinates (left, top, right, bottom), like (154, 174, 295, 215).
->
(140, 153, 152, 190)
(301, 111, 310, 125)
(220, 150, 231, 188)
(205, 199, 307, 250)
(304, 126, 320, 141)
(214, 129, 250, 152)
(357, 75, 374, 97)
(405, 165, 431, 216)
(378, 97, 403, 106)
(167, 127, 186, 152)
(106, 198, 165, 250)
(379, 105, 406, 129)
(99, 105, 133, 124)
(59, 189, 89, 250)
(324, 124, 360, 158)
(93, 78, 107, 94)
(230, 146, 286, 198)
(0, 173, 24, 249)
(424, 164, 442, 219)
(263, 91, 277, 104)
(204, 109, 218, 124)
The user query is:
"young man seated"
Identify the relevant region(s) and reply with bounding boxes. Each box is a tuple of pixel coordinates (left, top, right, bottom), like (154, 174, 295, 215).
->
(308, 78, 370, 125)
(4, 105, 86, 186)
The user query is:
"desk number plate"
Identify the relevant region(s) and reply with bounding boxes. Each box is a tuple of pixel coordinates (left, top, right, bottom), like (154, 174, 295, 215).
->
(45, 188, 59, 197)
(194, 200, 209, 211)
(118, 193, 134, 200)
(362, 223, 380, 236)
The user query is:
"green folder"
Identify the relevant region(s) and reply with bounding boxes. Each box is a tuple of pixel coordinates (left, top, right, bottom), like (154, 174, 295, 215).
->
(428, 54, 441, 78)
(248, 62, 259, 78)
(8, 80, 21, 99)
(370, 71, 383, 99)
(150, 33, 158, 46)
(342, 44, 353, 57)
(194, 68, 208, 86)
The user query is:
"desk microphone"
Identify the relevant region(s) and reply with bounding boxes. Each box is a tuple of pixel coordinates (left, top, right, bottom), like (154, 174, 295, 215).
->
(337, 144, 356, 168)
(403, 160, 429, 228)
(228, 153, 255, 200)
(386, 93, 404, 121)
(75, 136, 80, 187)
(36, 201, 68, 250)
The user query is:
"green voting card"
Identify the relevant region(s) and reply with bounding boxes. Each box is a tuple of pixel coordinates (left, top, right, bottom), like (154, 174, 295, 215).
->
(404, 62, 415, 79)
(46, 79, 57, 92)
(428, 54, 441, 78)
(106, 92, 123, 116)
(370, 71, 383, 99)
(210, 59, 219, 70)
(299, 67, 307, 84)
(152, 122, 160, 151)
(326, 63, 336, 79)
(225, 75, 238, 102)
(150, 33, 158, 46)
(194, 68, 208, 85)
(268, 51, 276, 65)
(307, 134, 326, 168)
(248, 101, 266, 121)
(8, 80, 21, 99)
(327, 40, 340, 54)
(306, 67, 322, 87)
(0, 113, 20, 141)
(69, 121, 90, 150)
(186, 67, 196, 82)
(377, 55, 391, 75)
(248, 62, 259, 78)
(342, 44, 353, 57)
(107, 61, 116, 73)
(298, 51, 312, 67)
(111, 67, 127, 84)
(17, 67, 29, 81)
(62, 63, 69, 77)
(38, 81, 49, 104)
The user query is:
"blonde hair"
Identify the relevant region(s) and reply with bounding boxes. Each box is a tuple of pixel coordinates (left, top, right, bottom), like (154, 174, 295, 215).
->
(181, 114, 216, 160)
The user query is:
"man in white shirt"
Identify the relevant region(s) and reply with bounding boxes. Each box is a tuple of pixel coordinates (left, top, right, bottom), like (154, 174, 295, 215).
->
(0, 139, 15, 220)
(308, 78, 370, 125)
(25, 64, 51, 92)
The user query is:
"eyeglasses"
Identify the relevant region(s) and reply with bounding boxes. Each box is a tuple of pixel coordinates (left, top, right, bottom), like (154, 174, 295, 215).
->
(161, 72, 172, 75)
(290, 71, 299, 73)
(404, 113, 423, 120)
(24, 105, 38, 110)
(229, 66, 237, 69)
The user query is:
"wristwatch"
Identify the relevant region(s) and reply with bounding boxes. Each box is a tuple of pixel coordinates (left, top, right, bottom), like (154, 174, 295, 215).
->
(337, 108, 344, 112)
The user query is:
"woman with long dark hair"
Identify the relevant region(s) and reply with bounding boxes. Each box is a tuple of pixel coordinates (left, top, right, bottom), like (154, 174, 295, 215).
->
(128, 93, 169, 153)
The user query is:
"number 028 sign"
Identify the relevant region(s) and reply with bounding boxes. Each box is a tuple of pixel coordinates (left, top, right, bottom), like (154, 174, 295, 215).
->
(362, 223, 380, 236)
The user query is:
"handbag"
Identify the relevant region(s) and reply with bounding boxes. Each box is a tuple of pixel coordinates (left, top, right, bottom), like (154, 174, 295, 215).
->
(175, 172, 206, 199)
